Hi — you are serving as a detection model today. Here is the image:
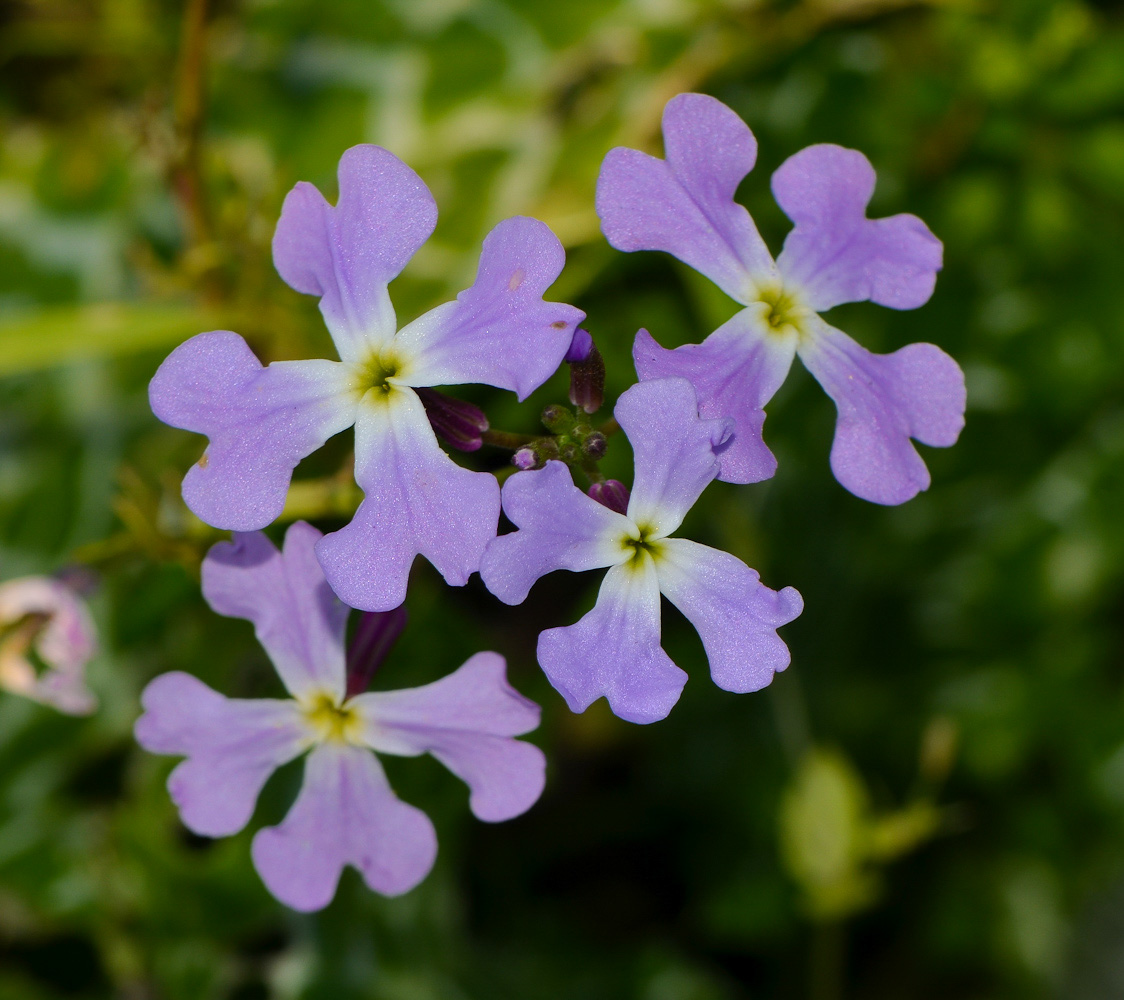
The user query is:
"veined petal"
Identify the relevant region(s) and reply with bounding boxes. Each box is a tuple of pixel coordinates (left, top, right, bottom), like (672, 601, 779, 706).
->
(537, 558, 686, 725)
(773, 144, 942, 312)
(395, 217, 585, 400)
(616, 378, 729, 538)
(352, 651, 545, 822)
(596, 93, 776, 303)
(149, 331, 356, 531)
(655, 539, 802, 694)
(798, 318, 966, 505)
(633, 313, 796, 485)
(272, 145, 438, 361)
(480, 461, 631, 606)
(202, 523, 349, 701)
(315, 389, 501, 612)
(252, 743, 437, 911)
(134, 672, 308, 838)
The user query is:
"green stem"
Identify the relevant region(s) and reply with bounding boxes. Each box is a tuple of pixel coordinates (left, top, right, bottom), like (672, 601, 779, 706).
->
(598, 417, 620, 436)
(481, 429, 537, 450)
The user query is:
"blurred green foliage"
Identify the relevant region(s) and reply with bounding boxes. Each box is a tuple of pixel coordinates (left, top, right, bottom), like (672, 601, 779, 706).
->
(2, 0, 1124, 997)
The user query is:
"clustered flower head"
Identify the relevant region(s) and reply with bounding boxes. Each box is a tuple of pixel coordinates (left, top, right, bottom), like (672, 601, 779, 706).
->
(136, 93, 965, 910)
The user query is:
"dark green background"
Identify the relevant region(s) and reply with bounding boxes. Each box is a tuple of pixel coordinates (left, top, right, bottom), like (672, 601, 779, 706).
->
(1, 0, 1123, 996)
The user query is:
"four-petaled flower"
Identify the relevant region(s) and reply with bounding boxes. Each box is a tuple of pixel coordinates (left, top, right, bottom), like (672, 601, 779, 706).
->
(150, 144, 584, 611)
(135, 522, 546, 912)
(480, 378, 803, 724)
(596, 93, 966, 505)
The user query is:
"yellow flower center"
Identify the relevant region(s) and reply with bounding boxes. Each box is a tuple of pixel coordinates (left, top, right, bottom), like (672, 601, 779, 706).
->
(620, 523, 662, 566)
(753, 284, 810, 339)
(302, 692, 362, 744)
(355, 349, 405, 401)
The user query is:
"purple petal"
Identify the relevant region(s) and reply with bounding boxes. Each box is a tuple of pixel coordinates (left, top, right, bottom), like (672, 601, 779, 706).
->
(615, 378, 730, 538)
(564, 327, 594, 363)
(315, 390, 500, 611)
(135, 672, 307, 838)
(352, 651, 545, 822)
(537, 560, 686, 724)
(252, 743, 437, 911)
(772, 144, 942, 312)
(633, 314, 796, 485)
(202, 523, 349, 700)
(596, 93, 776, 303)
(798, 319, 966, 505)
(272, 145, 438, 361)
(150, 331, 356, 531)
(655, 539, 802, 694)
(394, 217, 585, 400)
(480, 461, 629, 606)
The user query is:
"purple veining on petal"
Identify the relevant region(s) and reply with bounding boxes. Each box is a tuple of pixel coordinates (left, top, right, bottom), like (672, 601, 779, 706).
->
(538, 559, 686, 724)
(272, 145, 438, 361)
(353, 651, 545, 822)
(0, 575, 97, 715)
(633, 316, 796, 485)
(252, 743, 437, 911)
(480, 461, 629, 606)
(135, 671, 307, 838)
(394, 217, 585, 400)
(596, 93, 777, 303)
(772, 144, 942, 312)
(416, 387, 489, 452)
(149, 331, 356, 531)
(203, 523, 349, 701)
(655, 538, 803, 694)
(316, 390, 500, 612)
(798, 318, 966, 505)
(615, 377, 730, 538)
(346, 606, 408, 698)
(588, 479, 630, 515)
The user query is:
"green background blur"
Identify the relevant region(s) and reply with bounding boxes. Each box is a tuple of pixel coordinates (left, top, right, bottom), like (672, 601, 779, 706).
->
(2, 0, 1123, 997)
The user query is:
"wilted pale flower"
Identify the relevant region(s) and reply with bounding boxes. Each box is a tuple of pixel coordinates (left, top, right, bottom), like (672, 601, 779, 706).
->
(597, 93, 966, 505)
(0, 573, 97, 715)
(135, 522, 546, 912)
(150, 144, 584, 612)
(481, 378, 802, 725)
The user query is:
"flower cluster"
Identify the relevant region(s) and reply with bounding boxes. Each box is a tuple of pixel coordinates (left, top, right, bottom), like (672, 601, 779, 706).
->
(138, 93, 965, 910)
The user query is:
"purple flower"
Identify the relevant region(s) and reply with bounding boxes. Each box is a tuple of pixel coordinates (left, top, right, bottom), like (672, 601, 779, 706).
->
(135, 522, 546, 912)
(596, 93, 965, 505)
(0, 574, 97, 715)
(480, 378, 803, 725)
(150, 145, 585, 611)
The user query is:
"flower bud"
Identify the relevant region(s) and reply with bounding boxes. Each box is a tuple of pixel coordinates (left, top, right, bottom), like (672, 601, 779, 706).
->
(582, 431, 608, 460)
(541, 404, 575, 434)
(346, 606, 408, 697)
(512, 448, 538, 470)
(568, 343, 605, 414)
(564, 327, 594, 363)
(416, 387, 489, 452)
(588, 479, 630, 515)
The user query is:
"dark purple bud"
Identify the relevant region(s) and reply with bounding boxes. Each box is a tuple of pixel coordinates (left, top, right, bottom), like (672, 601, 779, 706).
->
(512, 447, 537, 470)
(346, 606, 408, 697)
(541, 404, 575, 434)
(564, 327, 594, 363)
(582, 431, 607, 460)
(568, 343, 605, 414)
(416, 387, 489, 452)
(589, 479, 630, 515)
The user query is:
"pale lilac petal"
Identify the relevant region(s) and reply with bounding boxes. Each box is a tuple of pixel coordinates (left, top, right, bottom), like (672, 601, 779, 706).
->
(655, 539, 802, 694)
(353, 652, 545, 822)
(394, 217, 584, 399)
(798, 319, 966, 505)
(315, 389, 500, 611)
(480, 461, 630, 606)
(135, 672, 307, 838)
(773, 144, 942, 312)
(596, 93, 776, 303)
(616, 378, 730, 538)
(251, 743, 436, 911)
(149, 331, 356, 531)
(0, 575, 97, 715)
(633, 314, 796, 485)
(202, 523, 349, 700)
(272, 145, 438, 361)
(537, 559, 686, 724)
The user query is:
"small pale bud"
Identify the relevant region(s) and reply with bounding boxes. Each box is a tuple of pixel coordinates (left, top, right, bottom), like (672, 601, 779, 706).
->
(512, 448, 538, 470)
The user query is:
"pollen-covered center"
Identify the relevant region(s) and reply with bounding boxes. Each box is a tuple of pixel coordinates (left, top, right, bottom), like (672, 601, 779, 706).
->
(754, 285, 809, 338)
(302, 692, 362, 744)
